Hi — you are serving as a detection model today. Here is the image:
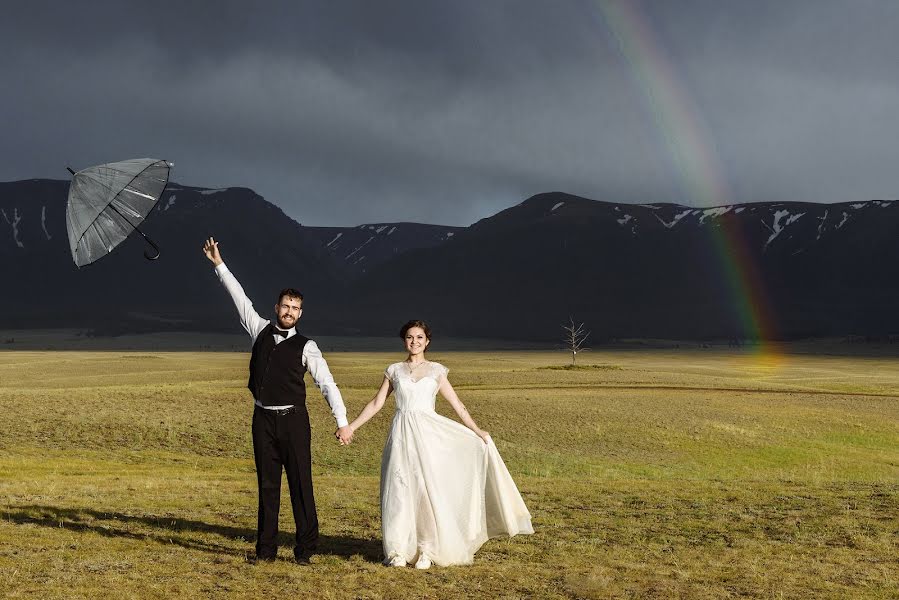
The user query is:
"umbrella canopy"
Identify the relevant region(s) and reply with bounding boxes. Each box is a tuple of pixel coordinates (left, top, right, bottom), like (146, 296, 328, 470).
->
(65, 158, 171, 267)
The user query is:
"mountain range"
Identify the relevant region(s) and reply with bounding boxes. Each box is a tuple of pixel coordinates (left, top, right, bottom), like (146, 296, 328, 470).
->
(2, 179, 897, 341)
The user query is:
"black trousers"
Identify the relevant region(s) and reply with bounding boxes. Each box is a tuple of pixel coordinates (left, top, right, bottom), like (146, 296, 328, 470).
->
(251, 405, 319, 559)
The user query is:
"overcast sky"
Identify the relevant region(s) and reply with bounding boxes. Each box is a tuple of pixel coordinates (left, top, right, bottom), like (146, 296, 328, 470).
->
(3, 1, 899, 226)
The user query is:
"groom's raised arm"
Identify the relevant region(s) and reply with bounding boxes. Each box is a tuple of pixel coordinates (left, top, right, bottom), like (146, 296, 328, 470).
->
(203, 237, 269, 342)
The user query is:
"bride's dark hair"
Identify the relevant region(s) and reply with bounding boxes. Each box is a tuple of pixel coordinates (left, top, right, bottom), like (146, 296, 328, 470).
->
(399, 319, 431, 343)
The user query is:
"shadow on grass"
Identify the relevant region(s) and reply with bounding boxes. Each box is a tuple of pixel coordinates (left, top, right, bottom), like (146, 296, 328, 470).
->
(3, 505, 382, 562)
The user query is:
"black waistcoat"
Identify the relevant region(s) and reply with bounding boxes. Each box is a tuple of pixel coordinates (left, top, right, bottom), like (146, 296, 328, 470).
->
(248, 323, 309, 407)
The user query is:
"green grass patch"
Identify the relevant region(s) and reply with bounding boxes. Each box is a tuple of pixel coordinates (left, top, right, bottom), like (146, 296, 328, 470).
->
(0, 349, 897, 598)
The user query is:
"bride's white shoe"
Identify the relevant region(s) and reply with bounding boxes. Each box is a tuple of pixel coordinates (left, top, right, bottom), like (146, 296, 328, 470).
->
(387, 555, 406, 567)
(414, 553, 432, 570)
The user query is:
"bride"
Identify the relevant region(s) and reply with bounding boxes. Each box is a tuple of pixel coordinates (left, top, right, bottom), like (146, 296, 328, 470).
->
(341, 320, 534, 568)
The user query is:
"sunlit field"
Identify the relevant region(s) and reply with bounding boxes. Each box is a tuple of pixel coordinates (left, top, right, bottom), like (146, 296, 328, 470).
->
(1, 348, 897, 599)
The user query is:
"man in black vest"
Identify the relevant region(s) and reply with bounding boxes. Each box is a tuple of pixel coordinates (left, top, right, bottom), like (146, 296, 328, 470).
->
(203, 237, 354, 563)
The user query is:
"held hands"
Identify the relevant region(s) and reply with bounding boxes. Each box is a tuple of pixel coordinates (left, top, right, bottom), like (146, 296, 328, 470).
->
(203, 237, 223, 266)
(335, 425, 354, 446)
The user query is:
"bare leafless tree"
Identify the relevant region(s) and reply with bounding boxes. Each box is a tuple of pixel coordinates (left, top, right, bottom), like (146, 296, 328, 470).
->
(562, 317, 590, 365)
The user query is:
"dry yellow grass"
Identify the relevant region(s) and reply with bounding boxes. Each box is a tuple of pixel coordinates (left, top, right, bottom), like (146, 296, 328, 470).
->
(0, 348, 897, 598)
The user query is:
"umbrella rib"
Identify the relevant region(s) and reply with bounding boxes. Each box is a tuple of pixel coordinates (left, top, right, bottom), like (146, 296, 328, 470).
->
(122, 187, 157, 201)
(105, 202, 161, 260)
(90, 213, 119, 253)
(106, 202, 141, 232)
(110, 197, 144, 219)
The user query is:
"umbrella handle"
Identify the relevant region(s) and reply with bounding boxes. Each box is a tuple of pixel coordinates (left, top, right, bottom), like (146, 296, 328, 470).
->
(141, 234, 161, 260)
(130, 223, 161, 260)
(106, 203, 162, 261)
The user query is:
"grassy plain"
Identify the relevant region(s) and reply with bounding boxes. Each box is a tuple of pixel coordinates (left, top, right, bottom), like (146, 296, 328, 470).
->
(0, 348, 897, 599)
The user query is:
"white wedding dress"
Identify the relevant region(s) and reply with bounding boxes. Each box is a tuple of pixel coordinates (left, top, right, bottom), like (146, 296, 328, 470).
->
(380, 361, 534, 566)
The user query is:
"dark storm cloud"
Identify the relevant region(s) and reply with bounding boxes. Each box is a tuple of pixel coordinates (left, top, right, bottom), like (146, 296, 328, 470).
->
(3, 1, 899, 225)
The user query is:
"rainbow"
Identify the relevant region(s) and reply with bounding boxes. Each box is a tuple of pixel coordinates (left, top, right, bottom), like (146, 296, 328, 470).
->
(592, 0, 781, 363)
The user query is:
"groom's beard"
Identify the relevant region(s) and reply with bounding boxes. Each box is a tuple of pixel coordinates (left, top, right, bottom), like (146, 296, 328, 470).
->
(277, 315, 295, 329)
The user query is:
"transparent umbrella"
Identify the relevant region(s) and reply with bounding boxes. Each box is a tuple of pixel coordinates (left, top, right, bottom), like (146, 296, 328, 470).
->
(65, 158, 172, 267)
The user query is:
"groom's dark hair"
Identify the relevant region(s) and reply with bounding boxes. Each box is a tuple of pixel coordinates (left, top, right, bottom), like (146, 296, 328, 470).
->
(277, 288, 304, 305)
(399, 319, 431, 341)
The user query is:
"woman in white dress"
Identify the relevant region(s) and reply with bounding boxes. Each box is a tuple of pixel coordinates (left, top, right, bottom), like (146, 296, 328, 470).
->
(344, 320, 534, 569)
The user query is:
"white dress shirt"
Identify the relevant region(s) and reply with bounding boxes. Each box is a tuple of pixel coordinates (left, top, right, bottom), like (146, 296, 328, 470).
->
(215, 262, 348, 427)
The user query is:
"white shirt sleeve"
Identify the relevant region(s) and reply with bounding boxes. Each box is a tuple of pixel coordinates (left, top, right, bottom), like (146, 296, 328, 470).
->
(214, 262, 270, 342)
(302, 339, 348, 428)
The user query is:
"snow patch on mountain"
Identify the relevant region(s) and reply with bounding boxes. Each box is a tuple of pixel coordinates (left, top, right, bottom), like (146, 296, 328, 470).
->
(41, 206, 51, 240)
(617, 214, 633, 226)
(851, 203, 866, 209)
(326, 232, 343, 247)
(837, 212, 850, 229)
(654, 209, 691, 229)
(199, 188, 227, 195)
(346, 236, 375, 259)
(784, 212, 804, 226)
(387, 226, 397, 236)
(816, 210, 828, 240)
(1, 208, 24, 248)
(698, 206, 731, 224)
(637, 204, 660, 210)
(764, 210, 805, 249)
(163, 195, 177, 211)
(375, 225, 388, 234)
(734, 207, 745, 214)
(551, 202, 564, 212)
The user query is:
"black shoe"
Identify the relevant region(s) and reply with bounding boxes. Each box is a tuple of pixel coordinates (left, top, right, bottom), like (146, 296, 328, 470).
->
(294, 554, 311, 565)
(247, 553, 276, 564)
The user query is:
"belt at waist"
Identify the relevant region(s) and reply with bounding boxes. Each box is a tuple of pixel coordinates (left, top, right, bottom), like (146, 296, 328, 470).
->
(255, 403, 300, 416)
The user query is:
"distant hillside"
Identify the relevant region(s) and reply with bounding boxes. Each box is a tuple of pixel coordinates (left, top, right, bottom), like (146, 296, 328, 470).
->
(334, 192, 899, 340)
(0, 180, 459, 335)
(0, 180, 338, 332)
(303, 223, 462, 278)
(2, 181, 898, 341)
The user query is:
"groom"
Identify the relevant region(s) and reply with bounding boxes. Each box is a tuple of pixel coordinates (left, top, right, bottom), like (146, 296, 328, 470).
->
(203, 237, 354, 564)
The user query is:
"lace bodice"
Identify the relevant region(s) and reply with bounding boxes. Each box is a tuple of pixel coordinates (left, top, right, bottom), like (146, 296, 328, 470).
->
(385, 361, 449, 413)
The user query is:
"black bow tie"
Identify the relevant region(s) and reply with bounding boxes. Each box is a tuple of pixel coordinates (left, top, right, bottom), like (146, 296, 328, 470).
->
(273, 328, 291, 338)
